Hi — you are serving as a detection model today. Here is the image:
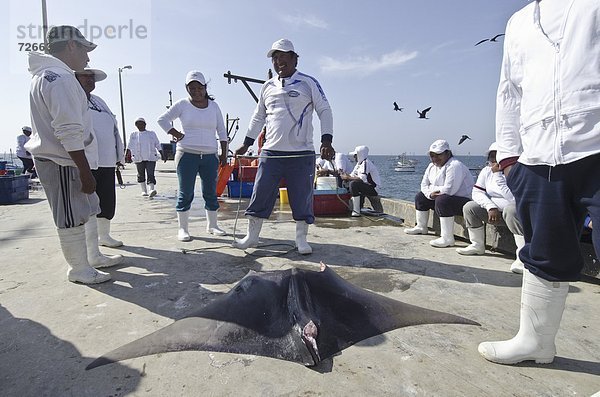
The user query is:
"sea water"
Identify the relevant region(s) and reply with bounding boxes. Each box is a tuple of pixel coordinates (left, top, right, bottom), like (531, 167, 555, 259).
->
(369, 155, 486, 201)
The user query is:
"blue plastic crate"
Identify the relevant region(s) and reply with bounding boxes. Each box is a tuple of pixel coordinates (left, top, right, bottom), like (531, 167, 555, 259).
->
(227, 181, 254, 198)
(0, 175, 30, 204)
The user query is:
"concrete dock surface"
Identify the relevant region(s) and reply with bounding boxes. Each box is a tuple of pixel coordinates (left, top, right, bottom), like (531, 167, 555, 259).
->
(1, 161, 599, 397)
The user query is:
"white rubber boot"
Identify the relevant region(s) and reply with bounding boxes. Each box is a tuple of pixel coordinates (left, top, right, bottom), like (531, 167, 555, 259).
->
(57, 225, 111, 284)
(232, 216, 263, 249)
(351, 196, 361, 217)
(510, 235, 526, 274)
(478, 269, 569, 364)
(456, 227, 486, 255)
(430, 216, 456, 247)
(140, 182, 148, 197)
(295, 221, 312, 255)
(97, 217, 123, 248)
(206, 210, 226, 236)
(177, 211, 191, 242)
(405, 210, 429, 235)
(148, 183, 157, 197)
(85, 217, 123, 268)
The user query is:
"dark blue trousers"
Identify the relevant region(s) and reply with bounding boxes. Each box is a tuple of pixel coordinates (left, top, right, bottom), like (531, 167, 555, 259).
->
(245, 150, 315, 224)
(507, 154, 600, 281)
(414, 191, 470, 217)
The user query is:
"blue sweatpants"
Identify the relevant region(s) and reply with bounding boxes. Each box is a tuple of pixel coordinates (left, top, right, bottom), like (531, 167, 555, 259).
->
(507, 154, 600, 281)
(175, 152, 219, 212)
(245, 150, 315, 224)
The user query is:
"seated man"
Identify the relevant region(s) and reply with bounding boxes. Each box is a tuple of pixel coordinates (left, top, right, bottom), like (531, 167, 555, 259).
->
(456, 142, 525, 273)
(404, 139, 474, 248)
(341, 145, 383, 216)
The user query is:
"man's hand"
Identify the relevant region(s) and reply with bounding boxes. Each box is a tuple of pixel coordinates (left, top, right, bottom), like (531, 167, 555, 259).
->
(234, 145, 249, 158)
(68, 150, 96, 194)
(430, 190, 441, 198)
(320, 142, 334, 161)
(79, 168, 96, 194)
(487, 208, 501, 224)
(219, 152, 227, 167)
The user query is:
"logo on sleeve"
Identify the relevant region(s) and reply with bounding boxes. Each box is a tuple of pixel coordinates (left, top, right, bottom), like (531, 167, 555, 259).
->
(288, 90, 300, 97)
(43, 70, 60, 82)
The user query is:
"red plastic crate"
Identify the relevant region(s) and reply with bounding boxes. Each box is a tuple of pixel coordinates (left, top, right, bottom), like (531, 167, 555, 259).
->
(313, 193, 351, 217)
(237, 166, 258, 182)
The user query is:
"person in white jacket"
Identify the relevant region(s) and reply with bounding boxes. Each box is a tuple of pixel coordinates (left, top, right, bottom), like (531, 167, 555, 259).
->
(126, 118, 163, 197)
(232, 39, 335, 255)
(405, 139, 474, 248)
(456, 142, 524, 273)
(76, 68, 126, 252)
(157, 70, 228, 241)
(16, 126, 35, 177)
(342, 145, 383, 216)
(25, 25, 112, 284)
(479, 0, 600, 366)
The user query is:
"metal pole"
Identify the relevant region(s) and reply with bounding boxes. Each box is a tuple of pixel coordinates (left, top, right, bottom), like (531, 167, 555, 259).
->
(118, 65, 132, 150)
(41, 0, 49, 53)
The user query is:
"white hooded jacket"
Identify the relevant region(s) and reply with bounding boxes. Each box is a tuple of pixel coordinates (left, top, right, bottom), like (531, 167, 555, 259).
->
(25, 52, 97, 168)
(350, 146, 381, 188)
(496, 0, 600, 166)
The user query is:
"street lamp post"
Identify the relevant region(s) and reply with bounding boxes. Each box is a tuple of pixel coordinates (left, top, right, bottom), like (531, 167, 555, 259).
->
(118, 65, 132, 150)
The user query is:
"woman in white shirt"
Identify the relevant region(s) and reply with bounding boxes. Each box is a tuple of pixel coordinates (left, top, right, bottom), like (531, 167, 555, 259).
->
(456, 143, 525, 273)
(405, 139, 474, 248)
(158, 71, 228, 242)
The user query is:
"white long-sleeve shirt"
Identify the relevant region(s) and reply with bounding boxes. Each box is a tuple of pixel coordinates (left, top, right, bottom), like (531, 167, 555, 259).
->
(88, 94, 124, 167)
(16, 135, 31, 158)
(127, 130, 161, 162)
(471, 166, 515, 211)
(157, 99, 226, 154)
(25, 52, 97, 168)
(420, 157, 473, 200)
(245, 70, 333, 152)
(496, 0, 600, 166)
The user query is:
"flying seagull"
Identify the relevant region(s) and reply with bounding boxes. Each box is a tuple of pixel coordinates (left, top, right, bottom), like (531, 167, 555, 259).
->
(458, 135, 472, 145)
(417, 107, 431, 119)
(475, 33, 505, 46)
(393, 102, 403, 112)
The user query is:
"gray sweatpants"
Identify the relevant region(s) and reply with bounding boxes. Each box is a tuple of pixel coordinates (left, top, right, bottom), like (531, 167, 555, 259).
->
(34, 157, 100, 229)
(462, 200, 523, 236)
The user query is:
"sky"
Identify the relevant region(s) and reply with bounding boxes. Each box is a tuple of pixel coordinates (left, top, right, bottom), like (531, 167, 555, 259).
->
(1, 0, 530, 157)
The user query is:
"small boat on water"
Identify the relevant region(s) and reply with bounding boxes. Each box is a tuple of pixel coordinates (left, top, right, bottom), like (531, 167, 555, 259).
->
(394, 153, 416, 172)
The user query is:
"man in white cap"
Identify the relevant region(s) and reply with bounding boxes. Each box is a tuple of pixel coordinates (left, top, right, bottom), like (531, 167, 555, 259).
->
(233, 38, 334, 254)
(404, 139, 473, 248)
(76, 68, 126, 256)
(126, 118, 163, 197)
(16, 126, 35, 177)
(478, 0, 600, 366)
(25, 25, 112, 284)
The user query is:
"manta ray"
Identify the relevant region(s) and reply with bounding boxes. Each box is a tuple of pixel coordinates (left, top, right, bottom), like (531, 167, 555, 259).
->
(86, 263, 479, 370)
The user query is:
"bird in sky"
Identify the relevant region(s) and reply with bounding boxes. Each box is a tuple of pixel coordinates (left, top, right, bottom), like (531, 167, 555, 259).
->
(393, 102, 403, 112)
(458, 135, 472, 145)
(475, 33, 505, 46)
(417, 107, 431, 119)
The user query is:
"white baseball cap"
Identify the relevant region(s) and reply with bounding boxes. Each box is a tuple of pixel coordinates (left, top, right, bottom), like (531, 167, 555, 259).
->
(185, 70, 206, 85)
(135, 117, 146, 123)
(488, 142, 498, 152)
(429, 139, 450, 154)
(267, 38, 297, 58)
(22, 126, 32, 132)
(76, 68, 107, 82)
